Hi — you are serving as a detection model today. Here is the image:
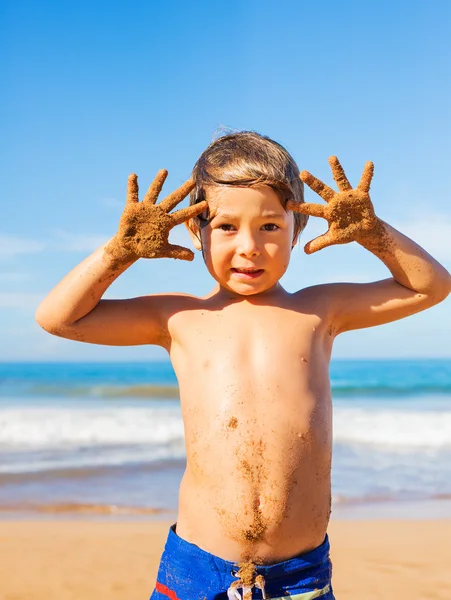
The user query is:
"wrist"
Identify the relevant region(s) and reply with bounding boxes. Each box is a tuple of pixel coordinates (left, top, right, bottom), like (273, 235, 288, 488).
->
(104, 236, 138, 270)
(356, 217, 389, 253)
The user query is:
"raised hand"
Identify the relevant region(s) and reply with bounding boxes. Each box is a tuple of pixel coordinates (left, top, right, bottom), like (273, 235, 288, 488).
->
(288, 157, 378, 254)
(105, 170, 207, 265)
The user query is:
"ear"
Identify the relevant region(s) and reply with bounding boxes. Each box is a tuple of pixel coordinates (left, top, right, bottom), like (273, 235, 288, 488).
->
(185, 219, 202, 250)
(291, 228, 300, 248)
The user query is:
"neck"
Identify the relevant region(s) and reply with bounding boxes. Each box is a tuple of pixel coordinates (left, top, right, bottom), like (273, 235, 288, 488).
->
(208, 282, 288, 303)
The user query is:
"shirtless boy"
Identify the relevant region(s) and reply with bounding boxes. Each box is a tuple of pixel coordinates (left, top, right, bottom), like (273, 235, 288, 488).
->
(36, 131, 451, 600)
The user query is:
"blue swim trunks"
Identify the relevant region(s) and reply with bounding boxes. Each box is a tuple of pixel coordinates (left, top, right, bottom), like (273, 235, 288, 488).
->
(150, 523, 334, 599)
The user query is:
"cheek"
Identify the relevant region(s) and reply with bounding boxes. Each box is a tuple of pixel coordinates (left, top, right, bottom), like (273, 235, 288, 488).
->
(208, 231, 231, 251)
(201, 234, 230, 268)
(267, 236, 292, 256)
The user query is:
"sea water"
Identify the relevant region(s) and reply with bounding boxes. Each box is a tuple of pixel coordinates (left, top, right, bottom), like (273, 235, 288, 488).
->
(1, 360, 450, 519)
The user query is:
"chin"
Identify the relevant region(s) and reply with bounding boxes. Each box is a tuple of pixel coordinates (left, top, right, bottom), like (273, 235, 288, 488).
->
(232, 287, 262, 296)
(224, 281, 277, 296)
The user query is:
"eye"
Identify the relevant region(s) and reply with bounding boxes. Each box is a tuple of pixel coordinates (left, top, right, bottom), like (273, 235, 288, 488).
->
(217, 223, 280, 232)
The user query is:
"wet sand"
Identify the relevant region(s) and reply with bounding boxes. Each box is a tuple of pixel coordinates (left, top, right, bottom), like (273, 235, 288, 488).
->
(1, 518, 450, 599)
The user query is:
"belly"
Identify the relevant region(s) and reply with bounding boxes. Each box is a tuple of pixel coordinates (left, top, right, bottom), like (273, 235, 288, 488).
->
(171, 328, 333, 562)
(176, 393, 332, 563)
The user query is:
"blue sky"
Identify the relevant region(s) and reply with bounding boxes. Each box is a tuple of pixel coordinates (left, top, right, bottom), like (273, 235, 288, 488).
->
(1, 0, 450, 361)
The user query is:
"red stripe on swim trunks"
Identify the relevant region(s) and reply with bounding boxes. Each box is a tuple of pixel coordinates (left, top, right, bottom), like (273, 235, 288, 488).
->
(155, 581, 182, 600)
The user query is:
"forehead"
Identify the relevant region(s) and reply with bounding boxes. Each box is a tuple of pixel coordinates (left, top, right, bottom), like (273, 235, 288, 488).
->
(205, 185, 286, 217)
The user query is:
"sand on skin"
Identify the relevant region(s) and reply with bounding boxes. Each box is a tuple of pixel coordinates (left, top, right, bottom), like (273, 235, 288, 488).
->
(1, 519, 450, 600)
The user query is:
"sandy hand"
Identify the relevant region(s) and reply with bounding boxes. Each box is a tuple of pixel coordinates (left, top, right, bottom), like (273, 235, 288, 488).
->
(105, 170, 207, 264)
(288, 156, 378, 254)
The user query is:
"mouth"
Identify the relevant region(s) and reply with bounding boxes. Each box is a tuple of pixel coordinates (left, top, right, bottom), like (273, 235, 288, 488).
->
(231, 268, 264, 279)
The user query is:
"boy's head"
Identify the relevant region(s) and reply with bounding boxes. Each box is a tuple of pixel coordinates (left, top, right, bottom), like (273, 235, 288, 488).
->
(186, 130, 308, 297)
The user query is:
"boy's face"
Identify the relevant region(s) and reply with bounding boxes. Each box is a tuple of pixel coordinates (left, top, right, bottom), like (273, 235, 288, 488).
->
(187, 185, 299, 298)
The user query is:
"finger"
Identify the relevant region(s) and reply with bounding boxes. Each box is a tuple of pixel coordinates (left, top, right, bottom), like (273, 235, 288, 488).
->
(287, 200, 326, 219)
(159, 178, 196, 212)
(328, 156, 352, 191)
(142, 169, 168, 204)
(126, 174, 139, 204)
(171, 200, 208, 226)
(165, 244, 195, 261)
(304, 232, 335, 254)
(357, 161, 374, 193)
(300, 171, 335, 202)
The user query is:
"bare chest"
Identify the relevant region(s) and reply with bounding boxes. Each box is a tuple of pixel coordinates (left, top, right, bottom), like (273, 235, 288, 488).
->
(167, 304, 333, 424)
(168, 304, 328, 366)
(169, 303, 334, 554)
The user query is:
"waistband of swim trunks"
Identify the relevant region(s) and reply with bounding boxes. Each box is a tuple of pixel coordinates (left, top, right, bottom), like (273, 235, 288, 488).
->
(165, 523, 331, 579)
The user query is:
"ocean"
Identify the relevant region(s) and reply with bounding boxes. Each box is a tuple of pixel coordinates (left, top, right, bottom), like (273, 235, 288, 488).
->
(1, 360, 451, 520)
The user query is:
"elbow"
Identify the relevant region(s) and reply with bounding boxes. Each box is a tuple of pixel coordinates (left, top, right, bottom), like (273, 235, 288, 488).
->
(446, 271, 451, 296)
(35, 314, 59, 336)
(35, 302, 51, 331)
(35, 304, 50, 331)
(426, 273, 451, 305)
(35, 304, 67, 336)
(437, 270, 451, 300)
(36, 300, 85, 341)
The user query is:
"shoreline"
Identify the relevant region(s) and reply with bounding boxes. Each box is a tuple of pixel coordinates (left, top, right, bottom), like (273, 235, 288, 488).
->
(1, 518, 450, 599)
(1, 496, 451, 522)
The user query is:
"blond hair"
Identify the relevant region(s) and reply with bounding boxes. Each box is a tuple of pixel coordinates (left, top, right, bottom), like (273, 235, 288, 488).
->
(189, 129, 307, 241)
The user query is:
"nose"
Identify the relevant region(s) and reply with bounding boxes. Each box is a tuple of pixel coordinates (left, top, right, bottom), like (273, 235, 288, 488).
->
(236, 230, 260, 257)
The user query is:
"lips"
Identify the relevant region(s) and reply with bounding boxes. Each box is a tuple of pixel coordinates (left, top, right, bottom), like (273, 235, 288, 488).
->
(231, 268, 264, 279)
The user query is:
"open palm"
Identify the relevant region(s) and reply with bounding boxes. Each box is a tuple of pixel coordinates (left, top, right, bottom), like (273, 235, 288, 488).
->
(106, 170, 207, 262)
(288, 156, 377, 254)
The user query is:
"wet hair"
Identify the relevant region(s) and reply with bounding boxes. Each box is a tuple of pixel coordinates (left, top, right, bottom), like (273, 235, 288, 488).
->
(189, 129, 308, 243)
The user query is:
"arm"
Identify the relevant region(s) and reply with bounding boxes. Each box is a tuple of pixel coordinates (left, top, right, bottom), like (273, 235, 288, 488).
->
(321, 220, 450, 334)
(289, 157, 451, 333)
(35, 170, 207, 346)
(35, 240, 165, 346)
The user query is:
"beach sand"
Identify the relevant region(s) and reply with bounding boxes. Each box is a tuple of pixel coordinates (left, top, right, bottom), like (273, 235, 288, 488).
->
(1, 518, 450, 599)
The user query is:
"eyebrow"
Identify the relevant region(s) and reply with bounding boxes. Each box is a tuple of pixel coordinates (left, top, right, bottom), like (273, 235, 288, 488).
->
(212, 211, 285, 220)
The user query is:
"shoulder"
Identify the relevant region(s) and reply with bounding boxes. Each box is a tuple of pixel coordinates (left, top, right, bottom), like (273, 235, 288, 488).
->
(291, 283, 342, 309)
(162, 292, 213, 348)
(290, 283, 348, 335)
(154, 292, 209, 324)
(151, 292, 203, 316)
(293, 278, 439, 334)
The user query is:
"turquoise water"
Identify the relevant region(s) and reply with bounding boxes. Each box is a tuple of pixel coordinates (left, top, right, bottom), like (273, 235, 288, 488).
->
(1, 360, 450, 518)
(2, 359, 451, 398)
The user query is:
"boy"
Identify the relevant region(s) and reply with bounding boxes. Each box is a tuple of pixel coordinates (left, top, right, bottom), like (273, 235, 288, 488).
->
(36, 131, 450, 600)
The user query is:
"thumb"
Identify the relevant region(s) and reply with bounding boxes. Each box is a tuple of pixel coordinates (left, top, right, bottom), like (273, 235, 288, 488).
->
(166, 244, 195, 261)
(304, 233, 334, 254)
